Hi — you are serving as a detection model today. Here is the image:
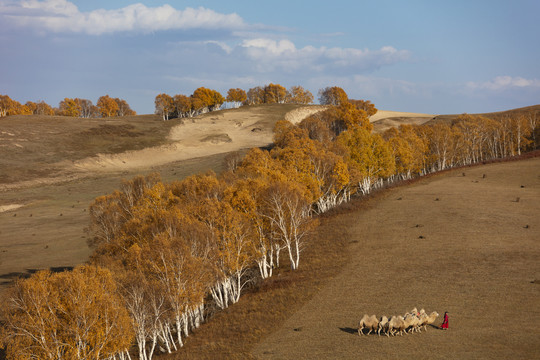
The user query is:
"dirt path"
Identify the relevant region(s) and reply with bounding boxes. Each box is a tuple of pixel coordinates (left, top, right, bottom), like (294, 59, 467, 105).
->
(253, 158, 540, 359)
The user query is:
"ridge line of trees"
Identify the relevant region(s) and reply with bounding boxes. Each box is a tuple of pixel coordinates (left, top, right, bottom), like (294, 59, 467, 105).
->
(0, 95, 136, 118)
(154, 84, 314, 121)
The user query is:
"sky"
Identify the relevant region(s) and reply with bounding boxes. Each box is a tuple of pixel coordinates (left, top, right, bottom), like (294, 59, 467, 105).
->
(1, 0, 539, 115)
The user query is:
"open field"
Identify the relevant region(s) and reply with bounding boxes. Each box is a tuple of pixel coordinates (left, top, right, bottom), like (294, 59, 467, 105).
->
(253, 157, 540, 359)
(156, 156, 539, 359)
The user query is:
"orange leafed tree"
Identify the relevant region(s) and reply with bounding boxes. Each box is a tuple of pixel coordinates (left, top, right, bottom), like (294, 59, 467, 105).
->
(114, 97, 136, 116)
(338, 126, 395, 194)
(246, 86, 265, 105)
(287, 85, 314, 104)
(155, 93, 174, 121)
(58, 97, 81, 117)
(264, 83, 288, 104)
(1, 265, 133, 360)
(350, 99, 378, 117)
(226, 88, 247, 107)
(318, 86, 348, 106)
(97, 95, 119, 117)
(0, 95, 27, 117)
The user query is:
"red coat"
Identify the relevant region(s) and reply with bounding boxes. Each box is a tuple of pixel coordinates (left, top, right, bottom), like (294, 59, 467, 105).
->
(441, 313, 449, 329)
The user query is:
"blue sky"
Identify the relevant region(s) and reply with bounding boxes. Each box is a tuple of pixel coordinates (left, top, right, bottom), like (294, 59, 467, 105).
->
(1, 0, 539, 115)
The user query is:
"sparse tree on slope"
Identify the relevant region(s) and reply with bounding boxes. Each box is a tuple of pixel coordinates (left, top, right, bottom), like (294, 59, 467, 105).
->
(318, 86, 348, 106)
(226, 88, 247, 108)
(155, 93, 174, 121)
(287, 85, 314, 104)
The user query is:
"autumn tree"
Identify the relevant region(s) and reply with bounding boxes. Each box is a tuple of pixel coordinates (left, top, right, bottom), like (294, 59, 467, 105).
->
(74, 98, 98, 118)
(58, 97, 81, 117)
(298, 114, 333, 144)
(0, 95, 30, 116)
(97, 95, 120, 117)
(261, 180, 314, 270)
(191, 87, 225, 113)
(114, 97, 136, 116)
(246, 86, 265, 105)
(155, 93, 174, 121)
(226, 88, 247, 108)
(321, 101, 373, 136)
(1, 265, 133, 360)
(264, 83, 288, 104)
(383, 124, 428, 179)
(350, 99, 378, 117)
(25, 100, 54, 115)
(318, 86, 348, 106)
(287, 85, 314, 104)
(338, 126, 395, 194)
(172, 94, 192, 118)
(0, 95, 17, 117)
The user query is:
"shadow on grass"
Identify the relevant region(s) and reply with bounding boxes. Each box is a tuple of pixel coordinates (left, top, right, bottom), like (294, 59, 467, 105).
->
(0, 266, 74, 286)
(339, 327, 358, 335)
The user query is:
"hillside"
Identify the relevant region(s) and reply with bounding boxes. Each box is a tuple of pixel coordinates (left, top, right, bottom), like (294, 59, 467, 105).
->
(0, 104, 322, 287)
(0, 104, 318, 190)
(369, 104, 540, 133)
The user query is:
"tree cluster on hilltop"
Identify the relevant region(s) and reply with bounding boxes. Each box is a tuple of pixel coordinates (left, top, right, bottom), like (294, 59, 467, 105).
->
(1, 87, 539, 360)
(0, 94, 136, 118)
(155, 84, 314, 121)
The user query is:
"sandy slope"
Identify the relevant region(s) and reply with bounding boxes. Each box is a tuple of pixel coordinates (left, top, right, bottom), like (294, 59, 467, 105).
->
(369, 110, 434, 122)
(370, 110, 435, 133)
(72, 106, 326, 173)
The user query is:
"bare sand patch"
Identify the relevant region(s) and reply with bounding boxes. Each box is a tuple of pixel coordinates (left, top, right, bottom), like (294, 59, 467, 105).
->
(370, 110, 434, 122)
(72, 106, 325, 174)
(0, 204, 24, 213)
(284, 105, 327, 124)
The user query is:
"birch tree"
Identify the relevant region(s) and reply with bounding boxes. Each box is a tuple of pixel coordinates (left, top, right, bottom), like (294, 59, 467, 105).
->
(338, 127, 395, 194)
(262, 181, 314, 270)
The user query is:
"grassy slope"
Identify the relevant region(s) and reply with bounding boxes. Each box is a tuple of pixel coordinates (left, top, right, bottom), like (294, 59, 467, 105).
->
(425, 104, 540, 125)
(0, 104, 301, 286)
(0, 104, 300, 185)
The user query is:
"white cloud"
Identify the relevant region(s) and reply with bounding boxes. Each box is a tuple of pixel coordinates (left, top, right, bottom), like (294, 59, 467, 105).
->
(238, 38, 410, 73)
(467, 76, 540, 91)
(1, 0, 246, 34)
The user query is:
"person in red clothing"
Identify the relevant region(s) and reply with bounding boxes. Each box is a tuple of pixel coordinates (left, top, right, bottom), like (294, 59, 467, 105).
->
(440, 311, 449, 329)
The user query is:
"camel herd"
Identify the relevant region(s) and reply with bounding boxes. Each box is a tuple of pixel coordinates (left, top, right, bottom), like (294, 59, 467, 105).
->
(358, 308, 439, 336)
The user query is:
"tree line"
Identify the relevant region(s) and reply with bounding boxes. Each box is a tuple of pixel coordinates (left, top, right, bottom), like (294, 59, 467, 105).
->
(154, 84, 314, 121)
(0, 94, 136, 118)
(1, 86, 539, 359)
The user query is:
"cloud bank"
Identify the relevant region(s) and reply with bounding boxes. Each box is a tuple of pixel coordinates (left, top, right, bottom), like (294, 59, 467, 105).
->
(1, 0, 246, 34)
(467, 76, 540, 91)
(238, 39, 410, 73)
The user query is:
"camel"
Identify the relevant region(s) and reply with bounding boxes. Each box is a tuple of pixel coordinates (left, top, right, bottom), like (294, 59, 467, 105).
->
(419, 311, 439, 331)
(387, 316, 406, 336)
(377, 315, 389, 336)
(358, 314, 379, 336)
(403, 313, 421, 333)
